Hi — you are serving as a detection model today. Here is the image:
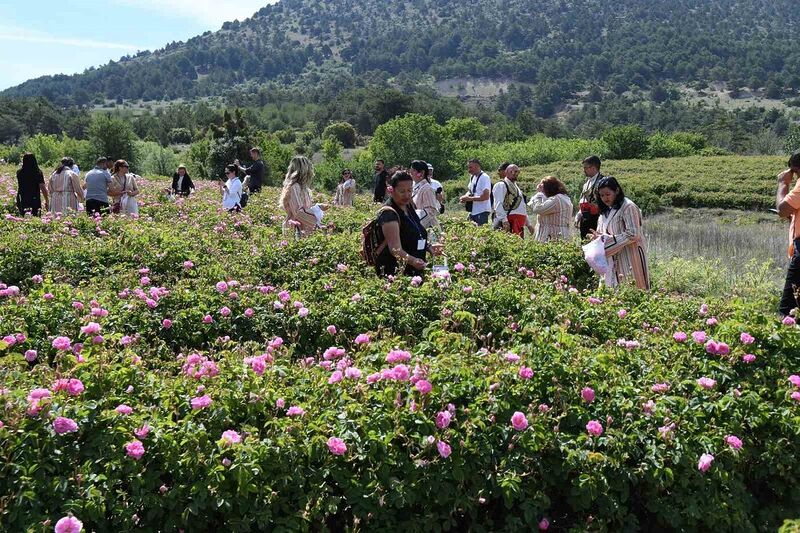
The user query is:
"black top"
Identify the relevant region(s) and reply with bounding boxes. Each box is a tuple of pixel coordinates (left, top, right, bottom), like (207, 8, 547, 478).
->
(373, 170, 389, 202)
(171, 173, 195, 196)
(374, 201, 428, 276)
(243, 159, 266, 191)
(16, 167, 44, 209)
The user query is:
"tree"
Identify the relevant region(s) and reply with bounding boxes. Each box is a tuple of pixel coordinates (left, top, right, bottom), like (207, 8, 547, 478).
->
(601, 125, 649, 159)
(88, 114, 138, 170)
(322, 122, 357, 148)
(370, 114, 455, 178)
(444, 117, 486, 142)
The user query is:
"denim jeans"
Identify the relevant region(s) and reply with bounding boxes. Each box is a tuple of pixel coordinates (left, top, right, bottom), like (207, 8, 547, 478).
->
(779, 238, 800, 316)
(469, 211, 490, 226)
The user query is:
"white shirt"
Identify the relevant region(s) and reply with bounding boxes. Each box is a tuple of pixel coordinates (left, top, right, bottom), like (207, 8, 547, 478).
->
(468, 172, 492, 215)
(222, 178, 242, 210)
(493, 179, 528, 222)
(429, 178, 443, 193)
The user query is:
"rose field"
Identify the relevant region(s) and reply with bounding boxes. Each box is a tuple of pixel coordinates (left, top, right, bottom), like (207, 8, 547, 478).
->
(1, 171, 800, 532)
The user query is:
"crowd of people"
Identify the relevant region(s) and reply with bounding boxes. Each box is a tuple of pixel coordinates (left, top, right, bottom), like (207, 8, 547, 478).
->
(11, 146, 800, 315)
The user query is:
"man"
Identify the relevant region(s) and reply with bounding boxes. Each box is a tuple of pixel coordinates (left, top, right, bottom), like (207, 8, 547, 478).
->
(234, 147, 267, 194)
(372, 159, 389, 203)
(492, 163, 528, 236)
(776, 152, 800, 316)
(84, 157, 113, 216)
(459, 159, 492, 226)
(575, 155, 603, 239)
(497, 162, 511, 181)
(428, 163, 445, 214)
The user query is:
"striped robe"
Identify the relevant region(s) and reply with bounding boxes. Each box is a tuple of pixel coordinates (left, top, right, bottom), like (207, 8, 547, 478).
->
(283, 183, 318, 237)
(528, 192, 573, 242)
(49, 170, 82, 214)
(412, 179, 440, 229)
(597, 198, 650, 290)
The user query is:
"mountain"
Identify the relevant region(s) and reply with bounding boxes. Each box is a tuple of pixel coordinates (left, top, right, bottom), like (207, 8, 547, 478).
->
(4, 0, 800, 109)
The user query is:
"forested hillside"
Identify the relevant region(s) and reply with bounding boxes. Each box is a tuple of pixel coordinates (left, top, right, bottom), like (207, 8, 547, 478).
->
(4, 0, 800, 107)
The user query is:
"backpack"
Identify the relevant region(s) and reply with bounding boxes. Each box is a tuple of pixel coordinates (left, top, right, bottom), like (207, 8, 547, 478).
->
(361, 206, 397, 266)
(500, 180, 522, 212)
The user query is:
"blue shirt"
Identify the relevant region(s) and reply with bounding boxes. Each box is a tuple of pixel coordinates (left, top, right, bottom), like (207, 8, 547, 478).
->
(84, 167, 112, 202)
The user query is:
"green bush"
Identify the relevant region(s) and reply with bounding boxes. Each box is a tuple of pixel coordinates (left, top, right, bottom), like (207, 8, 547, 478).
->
(444, 117, 487, 142)
(88, 114, 138, 171)
(0, 182, 798, 531)
(322, 122, 357, 149)
(137, 141, 178, 177)
(371, 114, 456, 178)
(167, 128, 193, 145)
(647, 132, 696, 158)
(602, 125, 649, 159)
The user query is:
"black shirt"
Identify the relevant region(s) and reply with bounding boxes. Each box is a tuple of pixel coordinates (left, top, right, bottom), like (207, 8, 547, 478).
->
(171, 173, 195, 196)
(16, 167, 44, 209)
(373, 170, 389, 202)
(243, 159, 266, 192)
(374, 201, 428, 276)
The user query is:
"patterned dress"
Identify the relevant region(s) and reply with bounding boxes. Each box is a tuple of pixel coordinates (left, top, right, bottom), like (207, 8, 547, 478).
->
(597, 197, 650, 290)
(528, 192, 573, 242)
(283, 183, 317, 237)
(412, 179, 440, 229)
(112, 173, 140, 214)
(49, 169, 82, 214)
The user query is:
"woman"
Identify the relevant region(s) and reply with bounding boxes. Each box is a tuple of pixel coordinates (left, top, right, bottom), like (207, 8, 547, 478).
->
(16, 153, 48, 216)
(333, 169, 355, 207)
(220, 164, 243, 213)
(110, 160, 140, 215)
(528, 176, 573, 242)
(279, 156, 327, 237)
(410, 160, 440, 229)
(171, 165, 195, 197)
(589, 176, 650, 290)
(49, 157, 84, 214)
(374, 171, 444, 276)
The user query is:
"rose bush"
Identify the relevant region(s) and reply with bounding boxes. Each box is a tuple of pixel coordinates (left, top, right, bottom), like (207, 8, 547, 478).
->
(0, 174, 799, 531)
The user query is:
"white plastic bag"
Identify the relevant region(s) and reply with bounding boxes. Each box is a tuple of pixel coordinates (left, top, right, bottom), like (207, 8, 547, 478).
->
(310, 204, 324, 226)
(582, 237, 609, 275)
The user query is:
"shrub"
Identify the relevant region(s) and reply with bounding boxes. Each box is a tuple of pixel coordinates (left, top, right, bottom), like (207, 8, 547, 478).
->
(602, 125, 649, 159)
(167, 128, 193, 145)
(647, 132, 696, 158)
(88, 114, 138, 170)
(322, 122, 357, 149)
(371, 114, 456, 178)
(137, 141, 178, 177)
(444, 117, 487, 142)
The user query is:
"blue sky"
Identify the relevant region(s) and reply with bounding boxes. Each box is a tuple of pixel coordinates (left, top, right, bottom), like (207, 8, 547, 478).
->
(0, 0, 275, 90)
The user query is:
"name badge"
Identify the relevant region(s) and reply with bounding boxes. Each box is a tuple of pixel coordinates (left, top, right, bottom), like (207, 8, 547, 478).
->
(417, 239, 427, 251)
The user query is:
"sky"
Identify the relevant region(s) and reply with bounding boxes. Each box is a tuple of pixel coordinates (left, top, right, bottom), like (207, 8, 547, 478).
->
(0, 0, 275, 90)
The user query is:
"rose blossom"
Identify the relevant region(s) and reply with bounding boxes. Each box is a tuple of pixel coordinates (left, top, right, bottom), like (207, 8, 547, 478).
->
(191, 395, 212, 410)
(327, 437, 347, 455)
(436, 410, 452, 429)
(586, 420, 604, 437)
(519, 366, 534, 379)
(697, 453, 714, 472)
(125, 439, 145, 459)
(673, 332, 687, 343)
(286, 406, 305, 417)
(510, 411, 528, 431)
(697, 377, 717, 390)
(53, 416, 79, 435)
(437, 440, 451, 458)
(581, 387, 595, 403)
(54, 516, 83, 533)
(415, 380, 432, 394)
(115, 404, 133, 415)
(742, 354, 756, 363)
(221, 430, 241, 446)
(725, 435, 743, 450)
(740, 332, 755, 345)
(52, 336, 72, 351)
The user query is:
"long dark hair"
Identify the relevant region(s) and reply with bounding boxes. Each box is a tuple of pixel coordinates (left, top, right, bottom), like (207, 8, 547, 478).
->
(54, 157, 74, 175)
(410, 160, 431, 183)
(20, 153, 42, 178)
(595, 176, 625, 214)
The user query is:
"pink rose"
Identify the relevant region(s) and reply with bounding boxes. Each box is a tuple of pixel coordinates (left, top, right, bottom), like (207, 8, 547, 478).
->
(519, 366, 534, 380)
(80, 322, 101, 336)
(783, 316, 796, 326)
(651, 383, 670, 394)
(24, 349, 38, 362)
(415, 380, 432, 394)
(326, 325, 337, 335)
(328, 371, 344, 384)
(125, 439, 145, 460)
(697, 453, 714, 472)
(286, 406, 305, 417)
(791, 391, 800, 402)
(538, 518, 550, 531)
(215, 281, 228, 293)
(219, 306, 231, 317)
(52, 336, 72, 351)
(437, 440, 451, 458)
(386, 349, 411, 363)
(673, 332, 687, 343)
(134, 424, 150, 438)
(327, 437, 347, 456)
(221, 430, 241, 446)
(742, 354, 756, 363)
(789, 375, 800, 388)
(115, 404, 133, 415)
(298, 307, 309, 318)
(202, 315, 213, 324)
(581, 387, 595, 403)
(725, 435, 743, 450)
(183, 260, 194, 269)
(162, 319, 172, 329)
(276, 398, 286, 409)
(53, 416, 79, 435)
(740, 332, 755, 345)
(244, 308, 254, 318)
(586, 420, 604, 437)
(691, 331, 707, 344)
(354, 333, 370, 345)
(435, 410, 452, 429)
(617, 309, 627, 319)
(510, 411, 528, 431)
(54, 516, 83, 533)
(191, 395, 212, 410)
(697, 377, 716, 390)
